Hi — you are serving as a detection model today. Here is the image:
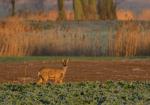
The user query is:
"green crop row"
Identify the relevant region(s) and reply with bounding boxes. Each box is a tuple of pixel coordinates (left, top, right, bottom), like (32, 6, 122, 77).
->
(0, 81, 149, 105)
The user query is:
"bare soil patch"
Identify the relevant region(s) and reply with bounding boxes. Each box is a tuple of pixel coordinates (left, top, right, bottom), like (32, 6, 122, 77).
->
(0, 60, 150, 83)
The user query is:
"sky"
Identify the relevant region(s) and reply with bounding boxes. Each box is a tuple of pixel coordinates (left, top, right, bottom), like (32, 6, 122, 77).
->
(117, 0, 150, 12)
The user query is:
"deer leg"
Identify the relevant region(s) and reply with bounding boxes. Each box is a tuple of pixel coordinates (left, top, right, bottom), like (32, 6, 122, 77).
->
(38, 75, 48, 84)
(58, 77, 63, 83)
(37, 76, 46, 84)
(59, 75, 64, 83)
(56, 77, 63, 84)
(43, 77, 49, 84)
(54, 79, 58, 84)
(37, 78, 43, 84)
(59, 79, 63, 84)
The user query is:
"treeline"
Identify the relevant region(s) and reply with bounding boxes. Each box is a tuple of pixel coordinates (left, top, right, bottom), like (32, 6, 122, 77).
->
(5, 0, 117, 20)
(58, 0, 117, 20)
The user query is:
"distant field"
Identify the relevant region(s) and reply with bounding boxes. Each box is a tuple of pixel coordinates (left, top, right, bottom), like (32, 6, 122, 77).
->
(0, 56, 150, 62)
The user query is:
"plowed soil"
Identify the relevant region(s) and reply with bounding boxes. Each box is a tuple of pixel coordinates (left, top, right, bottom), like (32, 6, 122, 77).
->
(0, 60, 150, 83)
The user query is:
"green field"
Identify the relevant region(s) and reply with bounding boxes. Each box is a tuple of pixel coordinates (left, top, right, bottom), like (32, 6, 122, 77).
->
(0, 56, 150, 63)
(0, 81, 149, 105)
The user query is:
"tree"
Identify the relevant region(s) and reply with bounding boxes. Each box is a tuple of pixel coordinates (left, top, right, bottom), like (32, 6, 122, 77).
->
(88, 0, 97, 20)
(11, 0, 15, 16)
(97, 0, 117, 20)
(73, 0, 97, 20)
(81, 0, 97, 20)
(57, 0, 66, 21)
(73, 0, 85, 20)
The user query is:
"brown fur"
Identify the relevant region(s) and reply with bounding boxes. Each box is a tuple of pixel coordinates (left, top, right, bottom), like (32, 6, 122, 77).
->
(37, 59, 69, 84)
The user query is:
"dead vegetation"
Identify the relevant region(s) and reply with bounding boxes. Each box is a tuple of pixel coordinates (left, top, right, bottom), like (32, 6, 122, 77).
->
(0, 19, 149, 56)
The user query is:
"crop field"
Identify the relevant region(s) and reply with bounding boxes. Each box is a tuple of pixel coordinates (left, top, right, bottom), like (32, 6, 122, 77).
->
(0, 81, 149, 105)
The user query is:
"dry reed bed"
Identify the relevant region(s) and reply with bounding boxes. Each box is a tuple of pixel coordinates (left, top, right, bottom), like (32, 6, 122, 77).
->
(109, 22, 150, 56)
(0, 20, 150, 56)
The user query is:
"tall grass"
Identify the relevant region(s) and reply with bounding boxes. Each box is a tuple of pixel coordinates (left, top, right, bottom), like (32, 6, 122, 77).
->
(0, 19, 149, 56)
(110, 22, 150, 56)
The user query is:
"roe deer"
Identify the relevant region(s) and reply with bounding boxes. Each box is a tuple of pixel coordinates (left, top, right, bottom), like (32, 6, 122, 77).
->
(37, 59, 69, 84)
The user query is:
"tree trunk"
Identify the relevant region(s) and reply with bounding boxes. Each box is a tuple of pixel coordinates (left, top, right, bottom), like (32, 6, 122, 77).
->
(97, 0, 117, 20)
(73, 0, 85, 20)
(57, 0, 66, 21)
(11, 0, 15, 16)
(82, 0, 97, 20)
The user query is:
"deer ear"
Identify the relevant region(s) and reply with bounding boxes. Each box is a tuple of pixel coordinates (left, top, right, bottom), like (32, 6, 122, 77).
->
(66, 58, 70, 64)
(62, 59, 65, 64)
